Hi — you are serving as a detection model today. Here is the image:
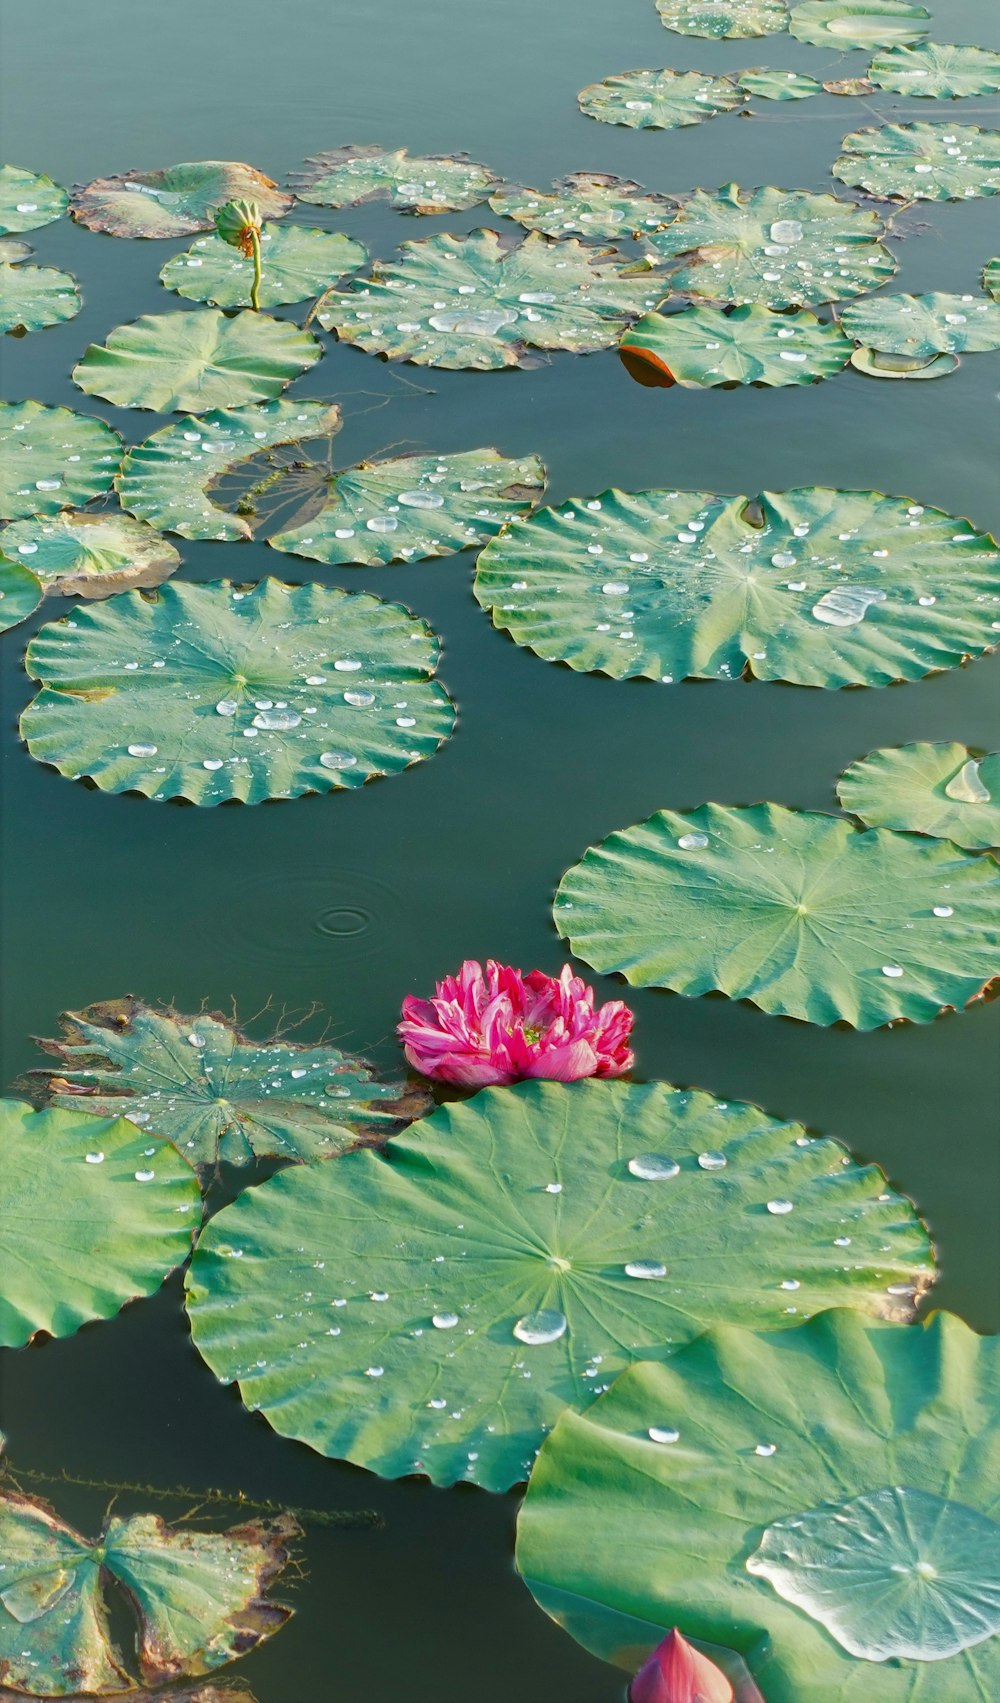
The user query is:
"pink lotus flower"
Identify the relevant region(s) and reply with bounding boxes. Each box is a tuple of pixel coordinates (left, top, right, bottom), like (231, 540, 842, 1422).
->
(630, 1630, 734, 1703)
(398, 959, 634, 1088)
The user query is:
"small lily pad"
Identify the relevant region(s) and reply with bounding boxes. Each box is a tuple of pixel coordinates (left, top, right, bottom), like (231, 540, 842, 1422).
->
(849, 346, 958, 377)
(0, 401, 123, 520)
(160, 224, 367, 309)
(656, 0, 790, 38)
(0, 252, 80, 334)
(318, 229, 662, 371)
(838, 742, 1000, 848)
(841, 290, 1000, 356)
(74, 309, 322, 414)
(489, 174, 674, 241)
(0, 164, 68, 234)
(788, 1, 929, 48)
(834, 123, 1000, 202)
(0, 511, 180, 598)
(290, 144, 498, 212)
(577, 68, 744, 130)
(554, 803, 1000, 1028)
(70, 162, 292, 239)
(35, 998, 430, 1171)
(21, 578, 456, 805)
(868, 41, 1000, 98)
(0, 553, 43, 633)
(736, 66, 824, 99)
(984, 258, 1000, 299)
(620, 304, 852, 387)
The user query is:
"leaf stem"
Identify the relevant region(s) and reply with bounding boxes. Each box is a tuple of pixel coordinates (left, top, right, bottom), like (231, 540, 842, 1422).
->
(250, 229, 262, 311)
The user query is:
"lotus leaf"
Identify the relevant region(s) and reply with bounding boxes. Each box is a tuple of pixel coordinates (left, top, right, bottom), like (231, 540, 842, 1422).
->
(577, 69, 744, 130)
(317, 229, 663, 371)
(0, 165, 67, 235)
(0, 556, 42, 633)
(516, 1310, 999, 1700)
(0, 1491, 295, 1695)
(116, 401, 342, 541)
(488, 174, 674, 241)
(20, 578, 455, 805)
(656, 0, 790, 38)
(474, 485, 1000, 687)
(184, 1076, 932, 1492)
(620, 304, 852, 387)
(291, 145, 498, 212)
(788, 1, 929, 48)
(160, 224, 367, 309)
(35, 998, 430, 1171)
(268, 447, 545, 567)
(0, 1098, 199, 1348)
(985, 258, 1000, 300)
(0, 402, 122, 520)
(838, 743, 1000, 849)
(70, 162, 292, 240)
(641, 184, 897, 309)
(0, 512, 180, 599)
(840, 291, 1000, 356)
(0, 254, 80, 335)
(849, 347, 958, 378)
(73, 310, 322, 414)
(834, 123, 1000, 202)
(554, 803, 1000, 1028)
(868, 41, 1000, 98)
(736, 67, 824, 99)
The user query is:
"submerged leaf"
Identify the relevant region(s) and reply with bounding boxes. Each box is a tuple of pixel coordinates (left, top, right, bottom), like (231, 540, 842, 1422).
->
(0, 254, 80, 335)
(788, 0, 929, 48)
(0, 164, 68, 235)
(0, 401, 122, 521)
(0, 554, 43, 633)
(73, 310, 322, 414)
(0, 511, 180, 599)
(184, 1076, 932, 1492)
(735, 66, 823, 99)
(868, 41, 1000, 98)
(160, 224, 367, 309)
(834, 122, 1000, 202)
(577, 68, 743, 130)
(291, 144, 498, 212)
(70, 162, 292, 239)
(620, 304, 852, 387)
(840, 290, 1000, 356)
(656, 0, 789, 38)
(489, 174, 674, 241)
(838, 742, 1000, 848)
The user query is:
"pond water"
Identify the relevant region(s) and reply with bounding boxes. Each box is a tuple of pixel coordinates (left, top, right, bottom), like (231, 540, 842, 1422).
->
(1, 2, 999, 1699)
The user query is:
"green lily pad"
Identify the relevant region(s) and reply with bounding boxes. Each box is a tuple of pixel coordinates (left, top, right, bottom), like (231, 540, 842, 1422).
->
(268, 447, 545, 567)
(317, 229, 663, 370)
(489, 174, 674, 241)
(0, 164, 68, 235)
(0, 511, 180, 599)
(0, 1491, 296, 1695)
(34, 998, 429, 1173)
(0, 554, 43, 633)
(834, 123, 1000, 202)
(736, 67, 824, 99)
(840, 291, 1000, 356)
(116, 401, 342, 541)
(620, 304, 852, 387)
(642, 184, 896, 310)
(656, 0, 790, 38)
(577, 68, 744, 130)
(868, 41, 1000, 98)
(0, 237, 32, 262)
(849, 346, 958, 377)
(554, 803, 1000, 1028)
(70, 162, 292, 239)
(0, 254, 80, 334)
(515, 1310, 999, 1701)
(20, 578, 455, 806)
(290, 145, 498, 214)
(838, 742, 1000, 848)
(0, 1098, 199, 1348)
(73, 310, 322, 414)
(788, 1, 929, 48)
(184, 1076, 932, 1493)
(159, 224, 367, 309)
(984, 257, 1000, 299)
(474, 484, 1000, 687)
(0, 401, 123, 520)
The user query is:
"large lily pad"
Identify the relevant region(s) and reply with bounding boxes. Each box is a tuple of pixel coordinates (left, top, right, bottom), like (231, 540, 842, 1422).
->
(838, 743, 1000, 849)
(0, 253, 80, 334)
(840, 291, 1000, 356)
(834, 123, 1000, 202)
(0, 402, 122, 520)
(642, 184, 896, 310)
(489, 174, 674, 241)
(70, 162, 292, 240)
(656, 0, 790, 38)
(0, 165, 67, 235)
(34, 998, 430, 1172)
(0, 556, 42, 633)
(788, 1, 929, 48)
(268, 447, 545, 567)
(159, 225, 367, 310)
(0, 1491, 295, 1695)
(116, 401, 342, 542)
(0, 512, 180, 599)
(317, 229, 663, 371)
(20, 578, 455, 806)
(290, 144, 498, 212)
(0, 1098, 199, 1348)
(554, 803, 1000, 1028)
(474, 484, 1000, 687)
(577, 69, 744, 131)
(736, 67, 824, 99)
(620, 304, 852, 387)
(184, 1077, 932, 1493)
(73, 310, 322, 414)
(868, 41, 1000, 98)
(515, 1310, 999, 1701)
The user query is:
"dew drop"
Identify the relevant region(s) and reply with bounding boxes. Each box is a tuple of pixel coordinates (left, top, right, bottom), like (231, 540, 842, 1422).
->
(127, 742, 157, 757)
(624, 1260, 667, 1280)
(628, 1154, 680, 1180)
(698, 1151, 727, 1170)
(513, 1309, 568, 1345)
(767, 1199, 794, 1215)
(432, 1312, 459, 1329)
(677, 832, 708, 850)
(85, 1152, 105, 1164)
(320, 751, 358, 770)
(134, 1169, 155, 1182)
(648, 1426, 680, 1444)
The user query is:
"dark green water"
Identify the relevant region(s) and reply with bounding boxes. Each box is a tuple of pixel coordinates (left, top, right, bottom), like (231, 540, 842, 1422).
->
(2, 2, 999, 1698)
